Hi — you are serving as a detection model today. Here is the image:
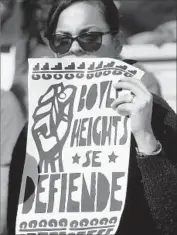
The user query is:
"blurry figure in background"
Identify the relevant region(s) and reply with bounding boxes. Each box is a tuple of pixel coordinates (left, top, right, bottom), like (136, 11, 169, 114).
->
(0, 0, 23, 47)
(117, 0, 176, 45)
(0, 0, 21, 91)
(0, 0, 25, 234)
(19, 0, 54, 58)
(12, 0, 54, 117)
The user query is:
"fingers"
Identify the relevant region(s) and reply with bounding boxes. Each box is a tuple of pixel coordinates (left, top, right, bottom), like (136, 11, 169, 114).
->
(111, 76, 153, 118)
(124, 77, 149, 93)
(113, 80, 144, 97)
(116, 103, 132, 116)
(111, 94, 134, 116)
(114, 77, 149, 95)
(111, 94, 134, 110)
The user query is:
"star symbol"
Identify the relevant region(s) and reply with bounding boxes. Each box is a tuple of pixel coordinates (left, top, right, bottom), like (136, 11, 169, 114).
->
(108, 152, 118, 163)
(72, 153, 81, 164)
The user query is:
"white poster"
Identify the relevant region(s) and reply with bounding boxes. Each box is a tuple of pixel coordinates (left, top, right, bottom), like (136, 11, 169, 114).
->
(16, 58, 144, 235)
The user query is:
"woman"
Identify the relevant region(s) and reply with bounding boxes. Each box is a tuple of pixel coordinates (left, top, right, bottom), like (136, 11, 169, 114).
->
(8, 0, 177, 235)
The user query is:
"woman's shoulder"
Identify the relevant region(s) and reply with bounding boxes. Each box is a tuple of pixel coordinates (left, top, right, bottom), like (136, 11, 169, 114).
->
(152, 94, 176, 126)
(152, 94, 176, 122)
(151, 94, 177, 148)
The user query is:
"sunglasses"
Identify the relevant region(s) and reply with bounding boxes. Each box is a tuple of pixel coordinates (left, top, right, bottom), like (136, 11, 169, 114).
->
(48, 31, 114, 54)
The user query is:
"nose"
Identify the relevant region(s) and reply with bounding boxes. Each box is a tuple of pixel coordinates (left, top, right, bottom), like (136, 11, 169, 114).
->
(69, 40, 84, 56)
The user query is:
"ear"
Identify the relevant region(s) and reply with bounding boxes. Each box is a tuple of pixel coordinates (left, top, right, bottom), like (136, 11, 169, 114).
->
(113, 30, 124, 58)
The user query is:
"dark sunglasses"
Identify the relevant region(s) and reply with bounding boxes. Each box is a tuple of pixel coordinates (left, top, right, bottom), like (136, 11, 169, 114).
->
(48, 31, 115, 54)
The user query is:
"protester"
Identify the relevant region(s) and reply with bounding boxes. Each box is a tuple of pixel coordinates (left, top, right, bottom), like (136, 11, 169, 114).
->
(12, 0, 54, 118)
(7, 1, 177, 235)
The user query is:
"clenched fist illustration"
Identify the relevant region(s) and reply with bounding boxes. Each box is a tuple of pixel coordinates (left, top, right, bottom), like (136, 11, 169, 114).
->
(32, 83, 76, 173)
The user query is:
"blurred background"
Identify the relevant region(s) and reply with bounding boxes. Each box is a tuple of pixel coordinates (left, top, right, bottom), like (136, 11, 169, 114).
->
(1, 0, 176, 113)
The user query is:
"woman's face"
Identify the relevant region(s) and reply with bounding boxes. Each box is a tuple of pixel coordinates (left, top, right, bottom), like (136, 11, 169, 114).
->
(54, 1, 118, 58)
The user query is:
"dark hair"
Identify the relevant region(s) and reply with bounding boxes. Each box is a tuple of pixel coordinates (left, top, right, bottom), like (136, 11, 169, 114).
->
(45, 0, 119, 39)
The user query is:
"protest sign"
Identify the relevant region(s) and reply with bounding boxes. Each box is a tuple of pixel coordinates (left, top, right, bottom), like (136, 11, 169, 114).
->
(16, 58, 144, 235)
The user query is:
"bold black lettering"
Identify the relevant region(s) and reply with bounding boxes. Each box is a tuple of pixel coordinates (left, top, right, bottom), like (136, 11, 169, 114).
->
(92, 117, 101, 145)
(79, 118, 89, 146)
(35, 174, 48, 213)
(92, 151, 101, 167)
(70, 119, 81, 147)
(47, 174, 60, 213)
(86, 84, 97, 110)
(87, 117, 93, 146)
(67, 173, 80, 212)
(101, 116, 112, 145)
(96, 173, 110, 212)
(112, 116, 121, 145)
(77, 85, 87, 112)
(22, 177, 35, 214)
(59, 173, 67, 212)
(99, 81, 110, 108)
(110, 172, 125, 211)
(81, 172, 96, 212)
(119, 117, 128, 145)
(106, 81, 114, 108)
(82, 151, 91, 167)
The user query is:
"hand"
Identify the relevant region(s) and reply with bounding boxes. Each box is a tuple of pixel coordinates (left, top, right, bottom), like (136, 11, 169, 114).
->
(111, 77, 158, 154)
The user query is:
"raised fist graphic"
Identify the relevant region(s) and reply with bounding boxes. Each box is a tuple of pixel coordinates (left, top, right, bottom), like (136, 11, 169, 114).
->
(32, 83, 76, 172)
